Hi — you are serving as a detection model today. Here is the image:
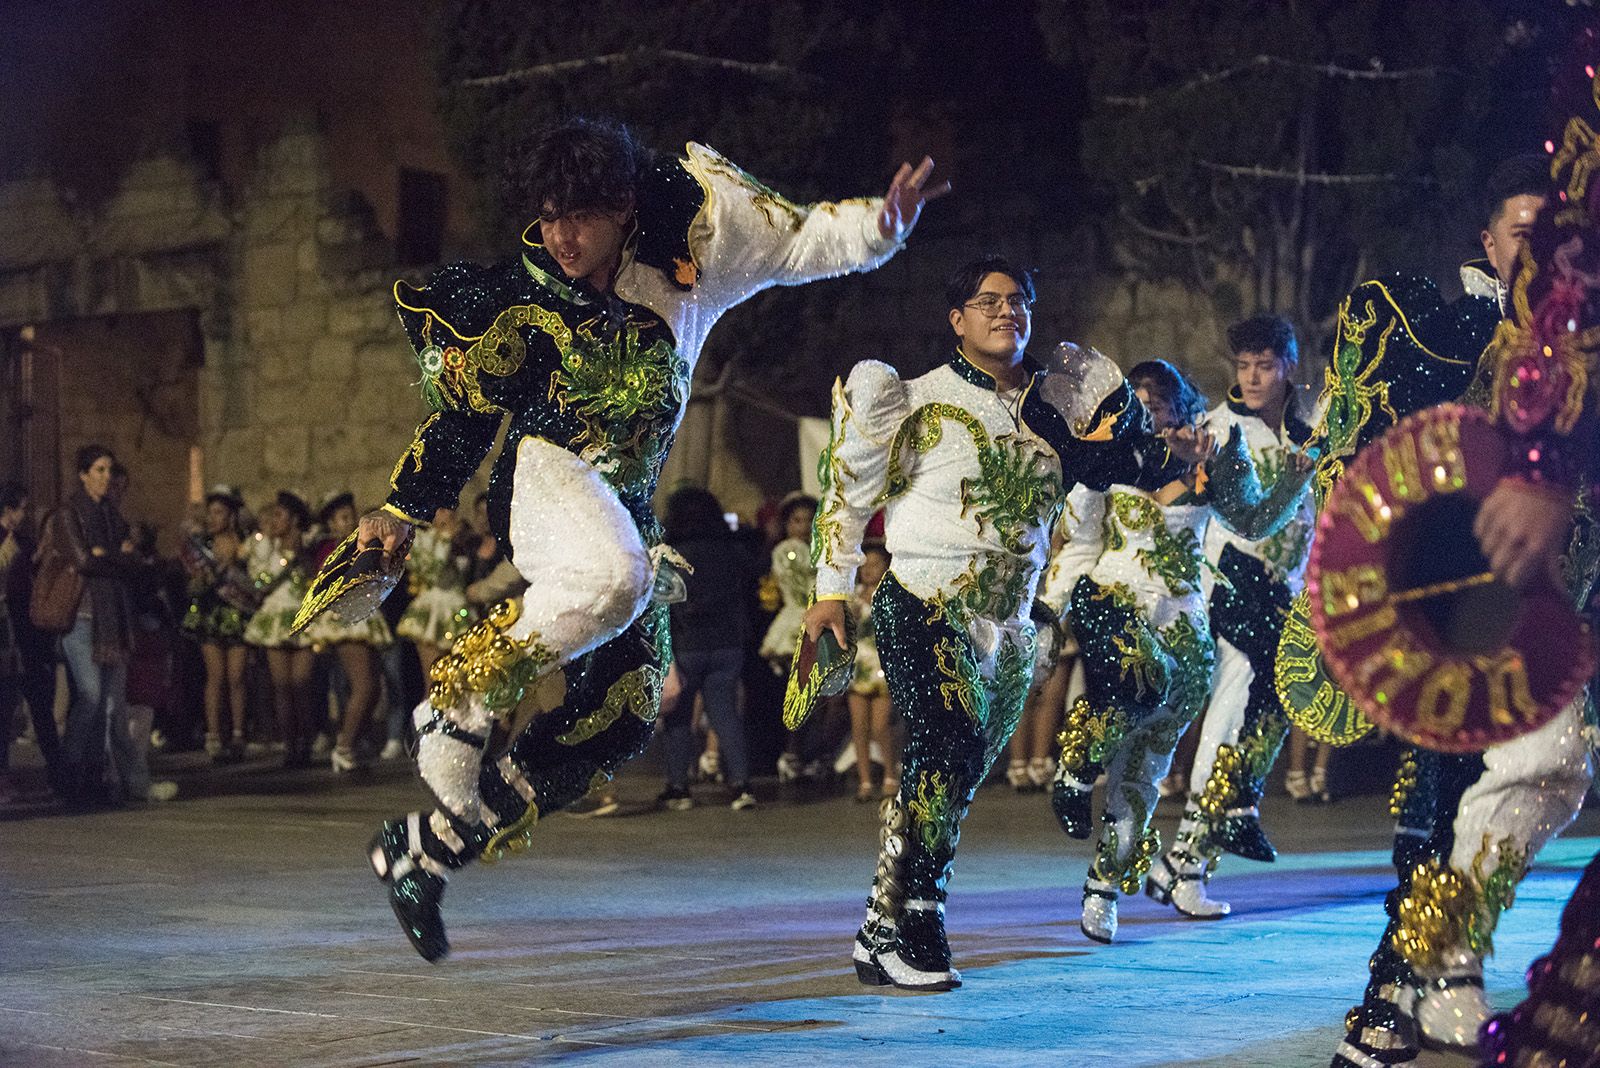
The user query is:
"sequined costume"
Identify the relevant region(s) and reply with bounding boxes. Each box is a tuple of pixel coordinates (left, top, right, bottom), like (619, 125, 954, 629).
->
(1155, 389, 1316, 906)
(365, 143, 908, 961)
(1039, 391, 1314, 940)
(1319, 264, 1599, 1067)
(1472, 90, 1600, 1064)
(396, 526, 473, 648)
(758, 536, 814, 663)
(817, 346, 1192, 990)
(179, 535, 252, 644)
(242, 533, 310, 649)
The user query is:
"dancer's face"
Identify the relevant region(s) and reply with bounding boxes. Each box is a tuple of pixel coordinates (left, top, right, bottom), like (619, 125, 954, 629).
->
(1233, 349, 1290, 416)
(1136, 386, 1179, 432)
(949, 272, 1032, 364)
(539, 204, 632, 287)
(784, 505, 816, 543)
(206, 499, 239, 536)
(1482, 193, 1542, 286)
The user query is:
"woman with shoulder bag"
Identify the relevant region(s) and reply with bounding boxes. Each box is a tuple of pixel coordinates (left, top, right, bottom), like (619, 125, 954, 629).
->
(48, 445, 145, 807)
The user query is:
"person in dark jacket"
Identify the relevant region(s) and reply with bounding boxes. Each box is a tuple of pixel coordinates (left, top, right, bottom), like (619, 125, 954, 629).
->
(656, 486, 760, 811)
(0, 481, 62, 801)
(56, 444, 145, 806)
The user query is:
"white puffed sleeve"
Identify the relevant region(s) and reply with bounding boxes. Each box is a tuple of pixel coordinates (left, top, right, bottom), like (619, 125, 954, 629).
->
(812, 360, 910, 601)
(683, 143, 903, 312)
(1037, 343, 1129, 436)
(1037, 485, 1105, 618)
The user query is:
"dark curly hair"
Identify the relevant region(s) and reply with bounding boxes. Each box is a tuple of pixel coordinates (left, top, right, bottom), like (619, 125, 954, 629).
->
(1226, 314, 1299, 370)
(1484, 153, 1550, 227)
(1128, 359, 1208, 427)
(506, 117, 650, 221)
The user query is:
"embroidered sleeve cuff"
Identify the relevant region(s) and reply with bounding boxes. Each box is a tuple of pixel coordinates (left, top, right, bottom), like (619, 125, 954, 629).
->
(861, 200, 902, 257)
(381, 499, 427, 525)
(815, 570, 859, 602)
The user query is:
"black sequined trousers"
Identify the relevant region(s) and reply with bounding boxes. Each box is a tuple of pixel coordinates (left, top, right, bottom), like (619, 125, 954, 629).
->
(872, 572, 1032, 904)
(1069, 576, 1212, 885)
(407, 603, 672, 875)
(480, 604, 670, 826)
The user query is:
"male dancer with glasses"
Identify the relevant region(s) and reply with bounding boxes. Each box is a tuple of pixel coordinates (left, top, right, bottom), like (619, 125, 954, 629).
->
(801, 255, 1273, 990)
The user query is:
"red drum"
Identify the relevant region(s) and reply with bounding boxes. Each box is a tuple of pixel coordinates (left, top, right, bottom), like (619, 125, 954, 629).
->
(1308, 404, 1595, 753)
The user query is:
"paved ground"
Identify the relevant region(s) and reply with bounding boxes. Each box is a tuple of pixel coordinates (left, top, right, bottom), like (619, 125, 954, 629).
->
(1, 750, 1595, 1068)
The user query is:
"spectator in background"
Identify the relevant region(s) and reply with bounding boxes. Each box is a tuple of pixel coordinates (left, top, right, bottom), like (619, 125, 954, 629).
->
(243, 491, 317, 768)
(56, 445, 148, 806)
(759, 493, 818, 781)
(0, 481, 56, 802)
(304, 492, 393, 772)
(179, 486, 253, 762)
(656, 487, 759, 811)
(123, 519, 180, 802)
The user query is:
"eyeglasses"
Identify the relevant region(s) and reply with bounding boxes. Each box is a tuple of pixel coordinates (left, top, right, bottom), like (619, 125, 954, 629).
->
(963, 294, 1034, 316)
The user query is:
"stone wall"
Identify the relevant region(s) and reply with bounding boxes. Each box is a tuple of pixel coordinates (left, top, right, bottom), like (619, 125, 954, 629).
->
(0, 128, 438, 533)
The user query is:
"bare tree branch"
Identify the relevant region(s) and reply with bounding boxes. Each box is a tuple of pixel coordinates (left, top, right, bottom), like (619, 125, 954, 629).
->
(1104, 54, 1453, 107)
(461, 48, 804, 88)
(1117, 202, 1214, 245)
(1198, 160, 1434, 186)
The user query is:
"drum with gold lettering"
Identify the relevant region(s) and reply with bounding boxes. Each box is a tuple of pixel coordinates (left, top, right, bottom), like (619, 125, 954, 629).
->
(1307, 403, 1595, 753)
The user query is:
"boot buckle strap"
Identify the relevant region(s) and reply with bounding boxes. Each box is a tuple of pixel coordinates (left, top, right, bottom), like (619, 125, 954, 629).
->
(415, 706, 489, 750)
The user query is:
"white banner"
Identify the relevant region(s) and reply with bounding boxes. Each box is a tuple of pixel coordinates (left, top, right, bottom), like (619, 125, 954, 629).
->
(796, 416, 832, 497)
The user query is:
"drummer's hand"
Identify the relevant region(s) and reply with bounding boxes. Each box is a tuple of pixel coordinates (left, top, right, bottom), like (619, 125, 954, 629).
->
(1473, 477, 1573, 591)
(357, 509, 413, 567)
(803, 598, 849, 649)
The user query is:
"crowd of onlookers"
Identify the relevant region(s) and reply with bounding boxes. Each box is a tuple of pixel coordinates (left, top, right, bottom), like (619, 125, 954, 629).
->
(0, 446, 1340, 817)
(0, 443, 518, 809)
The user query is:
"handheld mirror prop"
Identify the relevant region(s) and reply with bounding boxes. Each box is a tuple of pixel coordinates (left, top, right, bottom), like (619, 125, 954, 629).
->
(1306, 403, 1595, 753)
(781, 605, 857, 730)
(291, 527, 415, 635)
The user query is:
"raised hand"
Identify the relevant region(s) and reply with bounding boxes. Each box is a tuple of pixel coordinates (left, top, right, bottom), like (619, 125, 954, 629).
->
(1163, 424, 1217, 466)
(878, 157, 951, 241)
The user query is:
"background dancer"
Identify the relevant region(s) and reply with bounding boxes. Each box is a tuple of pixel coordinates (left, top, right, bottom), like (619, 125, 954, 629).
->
(243, 492, 316, 768)
(305, 492, 393, 773)
(1147, 315, 1316, 920)
(1044, 359, 1312, 943)
(352, 116, 945, 962)
(179, 486, 253, 764)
